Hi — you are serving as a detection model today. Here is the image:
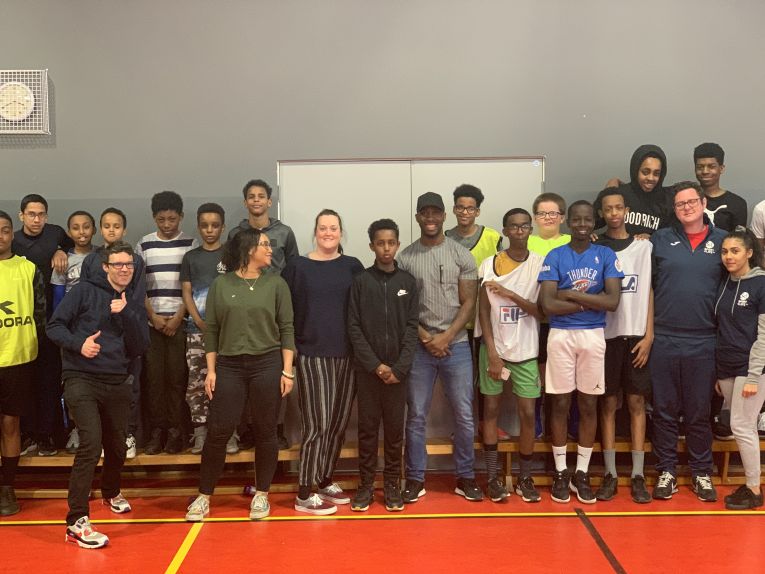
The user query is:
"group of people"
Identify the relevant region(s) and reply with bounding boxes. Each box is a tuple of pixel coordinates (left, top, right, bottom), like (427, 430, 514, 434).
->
(0, 141, 764, 551)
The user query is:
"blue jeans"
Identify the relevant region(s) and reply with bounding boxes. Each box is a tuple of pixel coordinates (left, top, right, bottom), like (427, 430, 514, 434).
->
(405, 341, 475, 481)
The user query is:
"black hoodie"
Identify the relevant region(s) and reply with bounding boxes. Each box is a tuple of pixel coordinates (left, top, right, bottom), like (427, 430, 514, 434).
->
(46, 272, 150, 380)
(595, 144, 673, 235)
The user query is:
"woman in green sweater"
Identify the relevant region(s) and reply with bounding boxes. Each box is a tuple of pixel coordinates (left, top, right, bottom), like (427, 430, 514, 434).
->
(185, 228, 296, 521)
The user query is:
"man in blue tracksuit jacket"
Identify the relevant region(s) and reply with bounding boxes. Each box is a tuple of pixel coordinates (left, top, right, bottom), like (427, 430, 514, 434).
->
(649, 181, 726, 503)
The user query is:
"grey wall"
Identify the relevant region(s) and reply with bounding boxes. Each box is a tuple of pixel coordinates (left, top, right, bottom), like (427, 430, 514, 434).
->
(2, 0, 764, 242)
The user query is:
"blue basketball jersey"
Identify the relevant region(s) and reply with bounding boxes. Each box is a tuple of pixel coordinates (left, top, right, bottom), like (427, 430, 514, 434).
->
(538, 243, 623, 329)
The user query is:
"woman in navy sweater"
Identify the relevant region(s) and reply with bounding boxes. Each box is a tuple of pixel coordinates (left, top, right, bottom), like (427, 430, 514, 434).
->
(714, 229, 765, 510)
(282, 209, 364, 515)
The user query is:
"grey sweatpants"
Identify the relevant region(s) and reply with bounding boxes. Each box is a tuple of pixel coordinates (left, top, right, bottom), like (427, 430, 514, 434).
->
(718, 375, 765, 488)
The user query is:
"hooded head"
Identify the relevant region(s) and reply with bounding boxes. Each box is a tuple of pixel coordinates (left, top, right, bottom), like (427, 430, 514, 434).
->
(629, 144, 667, 194)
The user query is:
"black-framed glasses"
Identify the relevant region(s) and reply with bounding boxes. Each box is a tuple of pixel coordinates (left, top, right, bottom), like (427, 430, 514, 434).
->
(534, 211, 562, 219)
(107, 262, 134, 270)
(454, 206, 477, 214)
(674, 198, 701, 210)
(506, 224, 532, 231)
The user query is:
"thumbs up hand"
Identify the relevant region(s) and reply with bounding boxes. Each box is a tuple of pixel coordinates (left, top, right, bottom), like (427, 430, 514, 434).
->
(81, 330, 102, 358)
(111, 291, 127, 314)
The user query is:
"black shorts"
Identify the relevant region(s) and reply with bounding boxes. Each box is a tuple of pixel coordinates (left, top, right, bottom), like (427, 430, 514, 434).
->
(0, 362, 35, 417)
(604, 337, 651, 397)
(538, 323, 550, 364)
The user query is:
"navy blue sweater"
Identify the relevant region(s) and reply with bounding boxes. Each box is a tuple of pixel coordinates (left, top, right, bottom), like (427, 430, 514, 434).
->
(651, 219, 726, 337)
(46, 273, 150, 379)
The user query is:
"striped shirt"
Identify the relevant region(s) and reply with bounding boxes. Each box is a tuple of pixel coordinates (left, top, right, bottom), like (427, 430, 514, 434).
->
(397, 238, 477, 344)
(135, 231, 198, 316)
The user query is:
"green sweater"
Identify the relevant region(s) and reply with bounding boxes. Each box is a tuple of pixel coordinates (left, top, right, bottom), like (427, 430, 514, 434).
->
(204, 272, 295, 356)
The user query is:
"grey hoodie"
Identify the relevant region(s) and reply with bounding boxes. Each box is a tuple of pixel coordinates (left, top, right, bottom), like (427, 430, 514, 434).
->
(228, 218, 299, 272)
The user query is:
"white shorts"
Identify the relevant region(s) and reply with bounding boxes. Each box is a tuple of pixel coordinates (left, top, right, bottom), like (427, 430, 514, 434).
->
(545, 327, 606, 395)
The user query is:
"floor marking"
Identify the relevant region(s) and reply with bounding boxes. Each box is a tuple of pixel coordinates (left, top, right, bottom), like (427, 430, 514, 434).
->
(165, 522, 203, 574)
(576, 509, 627, 574)
(0, 509, 763, 527)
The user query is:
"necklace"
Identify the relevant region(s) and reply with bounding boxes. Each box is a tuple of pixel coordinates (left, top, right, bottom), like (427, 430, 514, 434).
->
(240, 274, 260, 291)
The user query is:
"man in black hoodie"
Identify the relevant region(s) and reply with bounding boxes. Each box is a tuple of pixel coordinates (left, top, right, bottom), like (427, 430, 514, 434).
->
(595, 144, 673, 235)
(47, 241, 150, 549)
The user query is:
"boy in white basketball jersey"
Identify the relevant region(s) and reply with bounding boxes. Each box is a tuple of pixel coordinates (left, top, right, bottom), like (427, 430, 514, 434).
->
(476, 209, 544, 502)
(595, 188, 654, 504)
(538, 201, 623, 504)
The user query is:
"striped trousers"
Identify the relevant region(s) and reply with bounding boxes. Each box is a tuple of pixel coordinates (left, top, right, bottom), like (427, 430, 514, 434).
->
(296, 356, 356, 487)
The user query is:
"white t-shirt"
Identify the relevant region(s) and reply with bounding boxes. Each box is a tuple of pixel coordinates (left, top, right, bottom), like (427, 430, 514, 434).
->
(751, 200, 765, 239)
(474, 251, 543, 362)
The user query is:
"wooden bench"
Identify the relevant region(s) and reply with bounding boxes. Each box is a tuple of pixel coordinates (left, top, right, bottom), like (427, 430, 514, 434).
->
(16, 437, 763, 497)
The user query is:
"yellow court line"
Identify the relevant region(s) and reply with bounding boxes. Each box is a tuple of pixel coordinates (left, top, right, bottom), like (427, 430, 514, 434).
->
(165, 522, 203, 574)
(0, 509, 763, 527)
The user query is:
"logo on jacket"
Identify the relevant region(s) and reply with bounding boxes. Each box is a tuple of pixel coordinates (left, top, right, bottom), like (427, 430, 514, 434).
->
(704, 240, 715, 255)
(670, 241, 681, 246)
(738, 292, 750, 307)
(397, 289, 408, 297)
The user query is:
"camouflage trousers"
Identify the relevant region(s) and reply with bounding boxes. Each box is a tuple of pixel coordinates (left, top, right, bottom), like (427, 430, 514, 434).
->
(186, 333, 210, 425)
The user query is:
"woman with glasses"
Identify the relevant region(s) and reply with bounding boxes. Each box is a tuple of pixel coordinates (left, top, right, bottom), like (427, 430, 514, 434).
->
(283, 209, 364, 515)
(185, 228, 295, 522)
(714, 229, 765, 509)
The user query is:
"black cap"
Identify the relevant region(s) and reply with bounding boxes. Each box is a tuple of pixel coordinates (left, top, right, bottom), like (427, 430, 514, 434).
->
(416, 192, 445, 212)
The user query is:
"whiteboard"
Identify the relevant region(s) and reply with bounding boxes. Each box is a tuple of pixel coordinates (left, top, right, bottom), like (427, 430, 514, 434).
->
(278, 157, 545, 266)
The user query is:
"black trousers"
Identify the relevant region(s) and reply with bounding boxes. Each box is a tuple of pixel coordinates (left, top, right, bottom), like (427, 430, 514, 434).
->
(199, 351, 282, 494)
(143, 328, 187, 431)
(64, 376, 131, 525)
(356, 370, 407, 484)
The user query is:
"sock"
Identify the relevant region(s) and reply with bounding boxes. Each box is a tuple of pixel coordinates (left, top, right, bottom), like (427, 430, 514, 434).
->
(552, 445, 567, 472)
(576, 445, 593, 473)
(318, 477, 332, 490)
(1, 456, 19, 486)
(519, 453, 533, 478)
(603, 449, 617, 478)
(631, 450, 645, 478)
(298, 485, 311, 500)
(483, 443, 498, 480)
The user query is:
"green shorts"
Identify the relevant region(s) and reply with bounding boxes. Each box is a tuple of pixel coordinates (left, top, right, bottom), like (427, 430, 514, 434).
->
(478, 344, 541, 399)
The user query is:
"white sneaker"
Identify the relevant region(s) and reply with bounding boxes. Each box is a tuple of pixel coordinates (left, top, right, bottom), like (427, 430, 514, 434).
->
(318, 482, 350, 504)
(66, 429, 80, 454)
(65, 516, 109, 549)
(186, 494, 210, 522)
(249, 492, 270, 520)
(294, 493, 337, 516)
(125, 434, 137, 460)
(103, 493, 132, 514)
(225, 432, 240, 455)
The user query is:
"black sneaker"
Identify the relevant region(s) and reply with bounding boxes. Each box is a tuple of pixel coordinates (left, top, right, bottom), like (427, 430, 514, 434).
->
(351, 484, 374, 512)
(0, 485, 20, 516)
(455, 477, 483, 501)
(652, 471, 678, 500)
(37, 435, 58, 457)
(515, 475, 541, 503)
(630, 475, 651, 504)
(20, 435, 37, 456)
(164, 428, 184, 454)
(692, 474, 718, 502)
(401, 479, 425, 504)
(144, 428, 164, 455)
(595, 473, 618, 501)
(383, 481, 404, 512)
(570, 470, 596, 504)
(487, 478, 509, 502)
(277, 424, 290, 450)
(713, 420, 734, 441)
(724, 485, 764, 510)
(551, 469, 571, 503)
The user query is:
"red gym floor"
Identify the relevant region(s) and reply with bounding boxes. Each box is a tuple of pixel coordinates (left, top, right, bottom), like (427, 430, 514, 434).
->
(3, 477, 764, 574)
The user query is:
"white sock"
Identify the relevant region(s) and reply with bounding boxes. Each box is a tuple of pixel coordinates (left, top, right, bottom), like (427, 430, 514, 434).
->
(552, 445, 567, 472)
(576, 445, 593, 473)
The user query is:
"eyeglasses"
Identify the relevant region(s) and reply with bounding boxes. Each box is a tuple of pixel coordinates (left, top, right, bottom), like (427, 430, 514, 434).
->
(534, 211, 562, 219)
(107, 262, 134, 270)
(454, 206, 477, 214)
(258, 241, 272, 248)
(506, 224, 532, 231)
(674, 198, 701, 210)
(23, 211, 47, 220)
